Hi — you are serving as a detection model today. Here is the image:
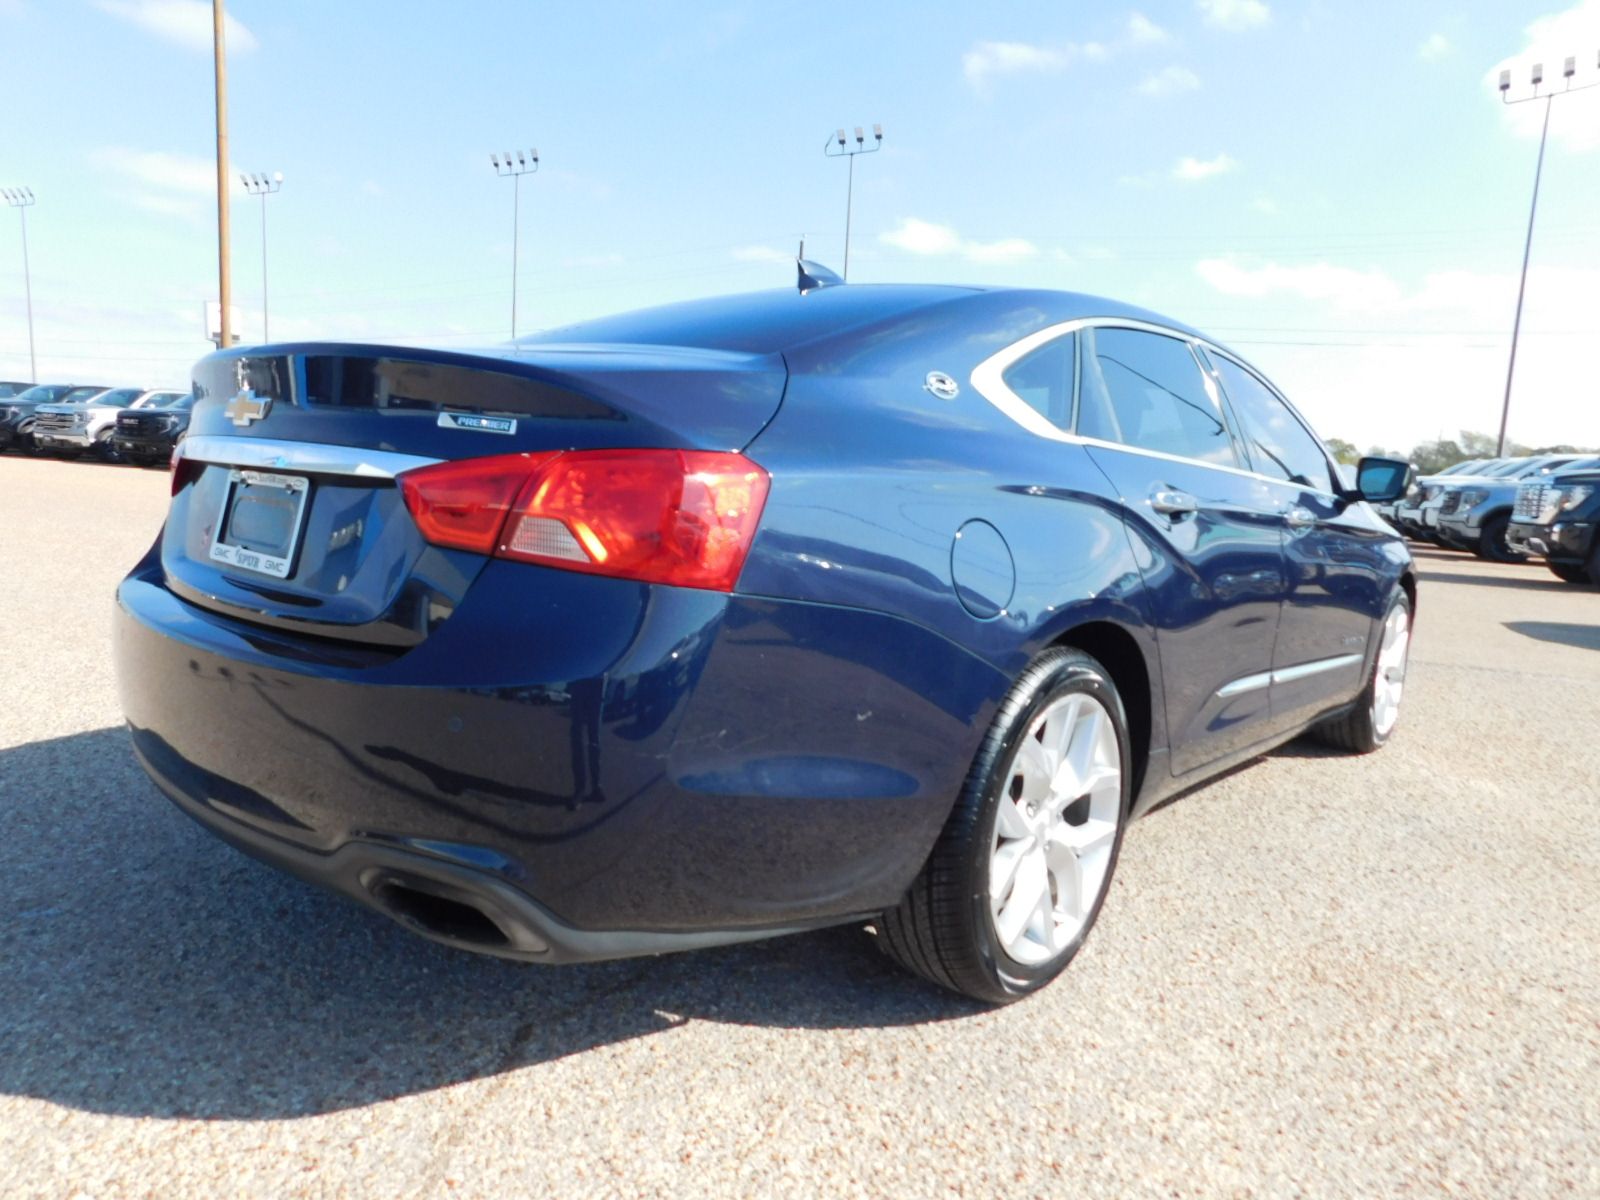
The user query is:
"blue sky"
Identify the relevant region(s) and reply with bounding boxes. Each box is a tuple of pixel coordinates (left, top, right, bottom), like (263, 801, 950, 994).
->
(2, 0, 1598, 451)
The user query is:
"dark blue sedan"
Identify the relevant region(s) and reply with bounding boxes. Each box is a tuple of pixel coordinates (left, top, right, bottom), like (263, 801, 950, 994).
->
(114, 271, 1415, 1003)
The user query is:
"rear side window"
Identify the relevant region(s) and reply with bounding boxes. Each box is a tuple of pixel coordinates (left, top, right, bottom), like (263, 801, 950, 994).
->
(1001, 335, 1074, 429)
(1210, 355, 1333, 492)
(1080, 327, 1236, 467)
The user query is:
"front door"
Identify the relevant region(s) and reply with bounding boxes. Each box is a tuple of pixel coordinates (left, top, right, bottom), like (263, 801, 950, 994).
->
(1203, 350, 1388, 730)
(1077, 326, 1290, 776)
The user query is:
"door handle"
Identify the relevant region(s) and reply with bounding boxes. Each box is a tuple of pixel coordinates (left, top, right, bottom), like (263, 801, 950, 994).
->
(1150, 488, 1198, 518)
(1286, 506, 1317, 531)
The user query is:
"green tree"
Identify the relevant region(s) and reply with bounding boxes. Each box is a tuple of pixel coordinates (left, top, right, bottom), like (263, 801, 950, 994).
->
(1324, 437, 1360, 464)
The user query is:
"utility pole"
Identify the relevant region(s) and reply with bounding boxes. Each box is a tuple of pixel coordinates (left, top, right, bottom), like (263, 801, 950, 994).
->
(1494, 51, 1598, 455)
(491, 149, 539, 340)
(1, 188, 36, 383)
(242, 172, 283, 341)
(822, 124, 882, 280)
(212, 0, 232, 351)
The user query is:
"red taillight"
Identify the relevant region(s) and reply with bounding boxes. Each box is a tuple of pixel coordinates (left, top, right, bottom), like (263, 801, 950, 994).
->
(170, 445, 204, 495)
(398, 452, 557, 555)
(398, 449, 770, 592)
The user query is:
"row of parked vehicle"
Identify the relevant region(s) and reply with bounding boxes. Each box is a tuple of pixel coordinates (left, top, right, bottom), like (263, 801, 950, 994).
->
(1378, 452, 1600, 586)
(0, 381, 194, 466)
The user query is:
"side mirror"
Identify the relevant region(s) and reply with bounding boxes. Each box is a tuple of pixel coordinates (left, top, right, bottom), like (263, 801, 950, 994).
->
(1352, 456, 1413, 504)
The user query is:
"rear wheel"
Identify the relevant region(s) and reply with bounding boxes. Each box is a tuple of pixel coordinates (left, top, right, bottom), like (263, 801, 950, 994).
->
(876, 648, 1130, 1004)
(1312, 594, 1411, 753)
(1476, 513, 1525, 563)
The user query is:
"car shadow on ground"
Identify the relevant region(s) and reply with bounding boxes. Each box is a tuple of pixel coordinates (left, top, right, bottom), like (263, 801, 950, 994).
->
(1504, 620, 1600, 652)
(0, 728, 983, 1122)
(1414, 567, 1570, 592)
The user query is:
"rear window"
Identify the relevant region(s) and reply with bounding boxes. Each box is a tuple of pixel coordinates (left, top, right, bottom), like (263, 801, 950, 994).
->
(1002, 336, 1074, 429)
(1080, 327, 1237, 467)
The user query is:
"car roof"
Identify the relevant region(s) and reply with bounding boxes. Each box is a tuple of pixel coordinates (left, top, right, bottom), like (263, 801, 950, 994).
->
(517, 283, 1211, 357)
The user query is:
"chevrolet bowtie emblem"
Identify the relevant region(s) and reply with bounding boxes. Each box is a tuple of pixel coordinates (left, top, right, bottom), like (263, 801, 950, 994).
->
(225, 387, 271, 427)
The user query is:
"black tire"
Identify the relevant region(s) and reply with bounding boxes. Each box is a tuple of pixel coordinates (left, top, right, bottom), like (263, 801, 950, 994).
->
(94, 429, 123, 463)
(1311, 592, 1411, 754)
(876, 648, 1132, 1004)
(1547, 560, 1591, 585)
(1476, 513, 1525, 563)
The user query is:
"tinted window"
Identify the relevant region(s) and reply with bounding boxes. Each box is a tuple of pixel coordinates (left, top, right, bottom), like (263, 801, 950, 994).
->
(1002, 335, 1073, 429)
(1210, 355, 1333, 492)
(1080, 327, 1236, 466)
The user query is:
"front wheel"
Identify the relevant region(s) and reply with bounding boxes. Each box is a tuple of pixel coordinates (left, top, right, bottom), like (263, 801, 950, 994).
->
(94, 430, 123, 463)
(876, 648, 1131, 1004)
(1476, 514, 1525, 563)
(1547, 558, 1598, 587)
(1312, 593, 1411, 753)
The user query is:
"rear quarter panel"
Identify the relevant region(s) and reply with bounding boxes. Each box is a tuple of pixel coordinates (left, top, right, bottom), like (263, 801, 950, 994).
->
(738, 292, 1167, 795)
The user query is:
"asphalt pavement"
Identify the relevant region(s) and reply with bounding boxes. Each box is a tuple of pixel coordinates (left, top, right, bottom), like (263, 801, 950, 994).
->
(1, 455, 1596, 1198)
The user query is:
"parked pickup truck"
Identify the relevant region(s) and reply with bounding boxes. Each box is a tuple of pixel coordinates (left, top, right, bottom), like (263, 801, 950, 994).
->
(31, 387, 161, 461)
(1508, 457, 1600, 585)
(109, 392, 194, 466)
(0, 385, 111, 453)
(1434, 455, 1579, 561)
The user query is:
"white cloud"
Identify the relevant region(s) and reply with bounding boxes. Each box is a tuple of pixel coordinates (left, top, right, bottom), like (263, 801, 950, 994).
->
(881, 217, 963, 256)
(1173, 152, 1238, 181)
(1487, 0, 1600, 151)
(1126, 13, 1171, 44)
(1249, 195, 1279, 215)
(128, 193, 204, 220)
(1418, 33, 1452, 61)
(95, 0, 257, 53)
(733, 245, 793, 266)
(1138, 66, 1201, 96)
(1197, 259, 1403, 310)
(1202, 261, 1600, 451)
(962, 40, 1076, 88)
(1197, 0, 1270, 31)
(93, 147, 235, 196)
(880, 217, 1038, 265)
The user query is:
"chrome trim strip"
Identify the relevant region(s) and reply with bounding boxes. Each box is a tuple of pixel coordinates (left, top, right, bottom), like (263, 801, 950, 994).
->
(180, 435, 441, 479)
(1216, 670, 1272, 699)
(968, 316, 1343, 499)
(1271, 653, 1363, 685)
(1217, 653, 1364, 699)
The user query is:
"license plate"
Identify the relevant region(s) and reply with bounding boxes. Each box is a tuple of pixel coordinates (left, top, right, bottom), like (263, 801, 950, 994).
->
(209, 469, 309, 579)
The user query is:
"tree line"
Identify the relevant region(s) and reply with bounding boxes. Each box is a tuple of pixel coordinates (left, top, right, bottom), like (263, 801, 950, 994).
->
(1323, 431, 1597, 476)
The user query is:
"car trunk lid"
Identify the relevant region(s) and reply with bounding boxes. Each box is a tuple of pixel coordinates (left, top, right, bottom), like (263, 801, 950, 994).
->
(161, 343, 786, 648)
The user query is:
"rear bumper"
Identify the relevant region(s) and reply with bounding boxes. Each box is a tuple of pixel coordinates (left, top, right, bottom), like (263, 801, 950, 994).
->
(115, 552, 1005, 954)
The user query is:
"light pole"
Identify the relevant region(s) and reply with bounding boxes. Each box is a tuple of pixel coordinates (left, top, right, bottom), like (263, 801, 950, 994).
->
(1, 187, 36, 383)
(823, 124, 882, 281)
(1494, 51, 1599, 455)
(212, 0, 232, 352)
(491, 149, 539, 340)
(241, 172, 283, 342)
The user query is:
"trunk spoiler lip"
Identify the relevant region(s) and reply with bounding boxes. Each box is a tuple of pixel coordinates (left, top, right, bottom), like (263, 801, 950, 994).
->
(195, 340, 783, 379)
(179, 435, 441, 480)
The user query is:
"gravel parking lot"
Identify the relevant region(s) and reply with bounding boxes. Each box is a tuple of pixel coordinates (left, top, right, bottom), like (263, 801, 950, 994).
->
(1, 455, 1597, 1198)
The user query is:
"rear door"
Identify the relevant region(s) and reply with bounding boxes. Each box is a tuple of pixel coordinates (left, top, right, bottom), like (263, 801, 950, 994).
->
(1077, 325, 1290, 776)
(1203, 349, 1388, 729)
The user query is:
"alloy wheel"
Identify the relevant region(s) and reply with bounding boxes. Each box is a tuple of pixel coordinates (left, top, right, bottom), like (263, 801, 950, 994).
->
(988, 692, 1122, 966)
(1372, 604, 1410, 737)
